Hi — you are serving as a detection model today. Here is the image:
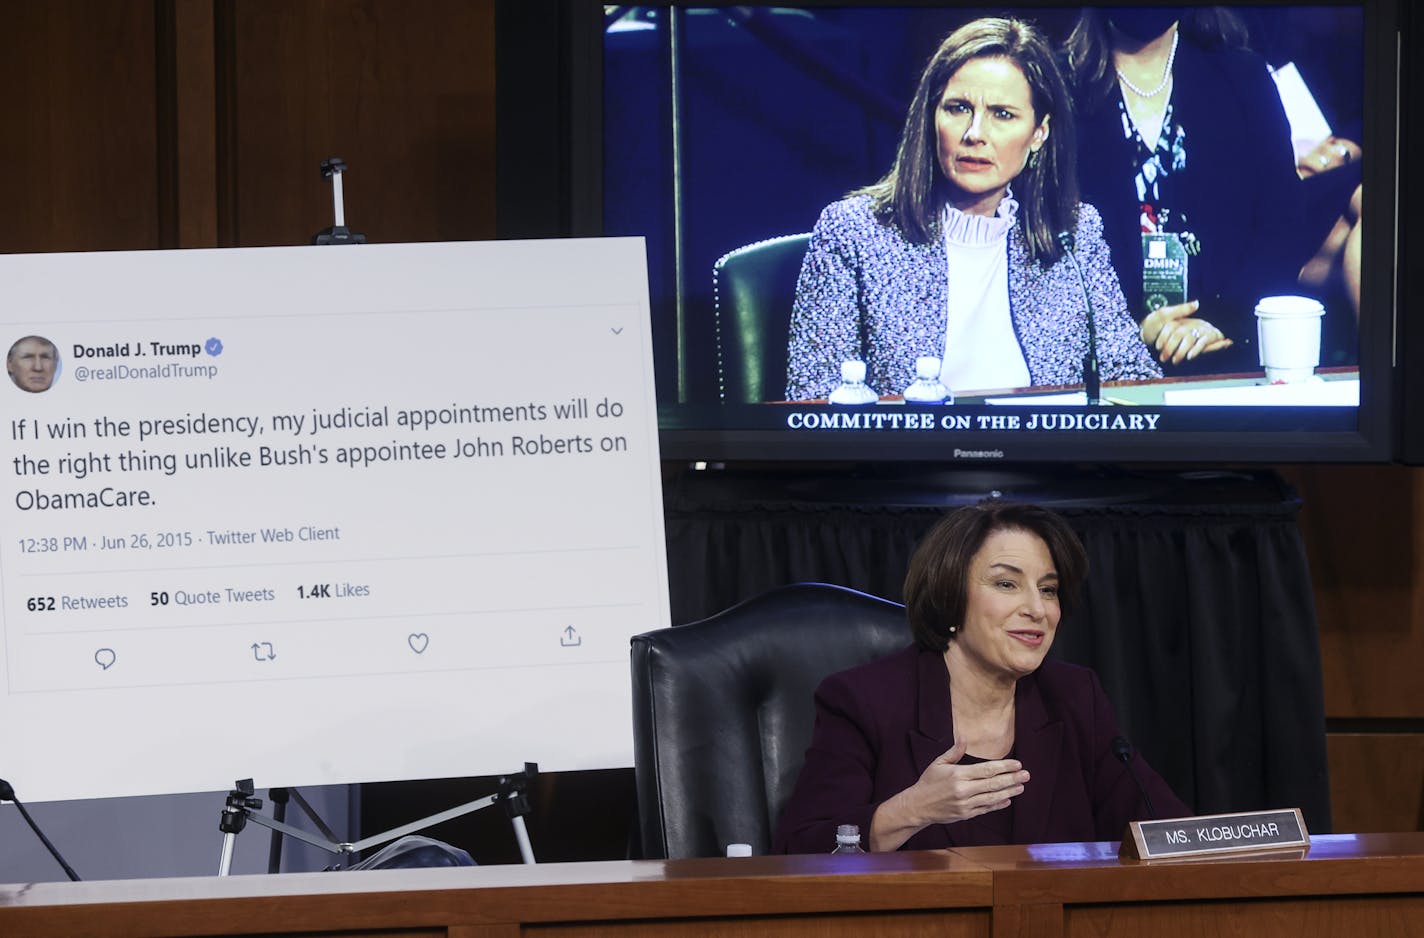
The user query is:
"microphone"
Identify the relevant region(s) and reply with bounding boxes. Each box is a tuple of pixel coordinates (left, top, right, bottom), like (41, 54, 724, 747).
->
(0, 777, 83, 881)
(1110, 736, 1158, 821)
(1056, 230, 1101, 405)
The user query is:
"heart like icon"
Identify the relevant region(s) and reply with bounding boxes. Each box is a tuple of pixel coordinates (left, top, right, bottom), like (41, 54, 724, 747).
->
(408, 633, 429, 654)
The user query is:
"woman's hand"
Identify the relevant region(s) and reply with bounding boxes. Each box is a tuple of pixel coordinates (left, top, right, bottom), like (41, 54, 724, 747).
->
(1297, 135, 1361, 179)
(909, 741, 1029, 824)
(869, 741, 1029, 851)
(1140, 300, 1233, 364)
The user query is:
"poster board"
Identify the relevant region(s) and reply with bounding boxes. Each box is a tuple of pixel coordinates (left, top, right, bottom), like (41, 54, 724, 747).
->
(0, 238, 668, 802)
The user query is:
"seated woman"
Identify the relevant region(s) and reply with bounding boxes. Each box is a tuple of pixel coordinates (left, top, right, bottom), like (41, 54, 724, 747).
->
(773, 501, 1188, 853)
(784, 17, 1160, 402)
(1064, 8, 1315, 373)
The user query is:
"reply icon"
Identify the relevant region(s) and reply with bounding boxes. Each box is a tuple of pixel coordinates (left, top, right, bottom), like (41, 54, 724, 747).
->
(94, 648, 117, 670)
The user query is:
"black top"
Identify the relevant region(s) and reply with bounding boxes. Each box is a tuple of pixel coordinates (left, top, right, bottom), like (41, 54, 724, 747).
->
(955, 751, 1016, 845)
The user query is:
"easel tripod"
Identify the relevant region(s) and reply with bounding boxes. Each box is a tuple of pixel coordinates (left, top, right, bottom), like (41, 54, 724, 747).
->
(217, 154, 531, 876)
(216, 763, 538, 875)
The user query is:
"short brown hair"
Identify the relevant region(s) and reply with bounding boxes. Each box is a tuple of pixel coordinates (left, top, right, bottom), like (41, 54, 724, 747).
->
(904, 501, 1088, 651)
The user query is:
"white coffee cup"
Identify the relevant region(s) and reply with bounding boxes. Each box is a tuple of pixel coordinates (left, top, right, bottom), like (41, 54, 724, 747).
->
(1255, 295, 1324, 383)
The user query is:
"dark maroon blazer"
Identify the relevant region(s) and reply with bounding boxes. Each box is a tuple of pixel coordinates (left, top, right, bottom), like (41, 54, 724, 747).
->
(773, 645, 1191, 854)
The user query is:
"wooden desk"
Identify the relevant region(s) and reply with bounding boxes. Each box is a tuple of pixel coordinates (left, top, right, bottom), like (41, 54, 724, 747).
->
(2, 833, 1421, 938)
(977, 833, 1424, 937)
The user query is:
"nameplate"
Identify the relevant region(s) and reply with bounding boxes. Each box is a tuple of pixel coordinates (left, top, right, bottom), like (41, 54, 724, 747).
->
(1119, 808, 1309, 861)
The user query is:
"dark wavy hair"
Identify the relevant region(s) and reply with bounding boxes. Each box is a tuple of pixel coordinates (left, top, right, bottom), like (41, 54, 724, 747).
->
(904, 500, 1088, 652)
(1065, 7, 1252, 111)
(858, 16, 1079, 267)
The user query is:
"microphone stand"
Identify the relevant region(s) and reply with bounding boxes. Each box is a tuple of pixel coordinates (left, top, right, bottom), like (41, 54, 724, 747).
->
(0, 777, 81, 881)
(1057, 231, 1102, 405)
(1111, 736, 1158, 820)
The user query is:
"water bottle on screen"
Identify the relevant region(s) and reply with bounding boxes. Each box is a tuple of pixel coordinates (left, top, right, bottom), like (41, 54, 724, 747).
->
(726, 843, 752, 857)
(828, 360, 878, 405)
(831, 823, 865, 854)
(902, 356, 952, 404)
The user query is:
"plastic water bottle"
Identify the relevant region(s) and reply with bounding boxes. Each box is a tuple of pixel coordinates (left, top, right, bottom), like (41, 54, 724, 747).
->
(827, 361, 878, 405)
(725, 843, 752, 857)
(902, 356, 952, 403)
(831, 823, 865, 854)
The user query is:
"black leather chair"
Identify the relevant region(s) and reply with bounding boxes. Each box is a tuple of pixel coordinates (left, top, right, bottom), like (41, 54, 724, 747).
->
(630, 582, 909, 859)
(712, 233, 811, 403)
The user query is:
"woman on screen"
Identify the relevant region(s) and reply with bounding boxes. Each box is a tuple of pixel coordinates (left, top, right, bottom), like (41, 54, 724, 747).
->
(773, 501, 1190, 853)
(784, 17, 1160, 402)
(1064, 8, 1318, 373)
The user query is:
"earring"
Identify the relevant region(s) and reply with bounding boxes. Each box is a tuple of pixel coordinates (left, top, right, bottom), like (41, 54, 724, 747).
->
(1027, 148, 1041, 169)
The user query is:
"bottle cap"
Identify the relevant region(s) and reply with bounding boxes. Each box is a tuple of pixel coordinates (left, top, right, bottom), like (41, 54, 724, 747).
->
(835, 823, 860, 842)
(725, 843, 752, 857)
(915, 356, 942, 379)
(839, 360, 867, 383)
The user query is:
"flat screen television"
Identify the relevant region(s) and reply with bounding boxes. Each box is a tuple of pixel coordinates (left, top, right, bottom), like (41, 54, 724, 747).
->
(497, 1, 1399, 464)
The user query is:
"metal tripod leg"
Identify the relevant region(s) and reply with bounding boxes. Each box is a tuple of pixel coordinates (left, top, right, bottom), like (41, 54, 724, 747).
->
(511, 814, 535, 865)
(218, 829, 239, 877)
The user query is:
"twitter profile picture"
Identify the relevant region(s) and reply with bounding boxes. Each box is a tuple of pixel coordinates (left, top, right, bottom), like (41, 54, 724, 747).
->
(7, 335, 60, 393)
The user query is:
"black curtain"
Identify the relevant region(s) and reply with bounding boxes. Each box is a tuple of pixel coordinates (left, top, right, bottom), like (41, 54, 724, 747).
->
(663, 468, 1331, 833)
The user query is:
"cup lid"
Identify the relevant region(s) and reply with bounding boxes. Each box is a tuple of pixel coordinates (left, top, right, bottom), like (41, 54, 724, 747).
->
(1255, 295, 1324, 317)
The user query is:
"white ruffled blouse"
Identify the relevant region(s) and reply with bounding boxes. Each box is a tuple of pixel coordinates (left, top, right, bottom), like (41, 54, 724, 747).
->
(938, 195, 1032, 393)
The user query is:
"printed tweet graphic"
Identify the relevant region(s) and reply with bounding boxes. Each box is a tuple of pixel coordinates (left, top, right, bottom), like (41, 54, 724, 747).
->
(0, 239, 667, 801)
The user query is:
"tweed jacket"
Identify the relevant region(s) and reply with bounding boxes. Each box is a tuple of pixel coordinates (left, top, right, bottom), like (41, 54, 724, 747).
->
(784, 195, 1161, 401)
(772, 645, 1191, 854)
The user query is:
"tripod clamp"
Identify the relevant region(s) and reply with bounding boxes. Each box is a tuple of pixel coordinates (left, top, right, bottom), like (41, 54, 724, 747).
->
(498, 763, 538, 820)
(219, 779, 263, 836)
(217, 778, 355, 875)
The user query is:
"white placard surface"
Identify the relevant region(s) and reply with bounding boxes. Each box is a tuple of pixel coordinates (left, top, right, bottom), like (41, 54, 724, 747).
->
(1163, 378, 1358, 407)
(0, 238, 668, 803)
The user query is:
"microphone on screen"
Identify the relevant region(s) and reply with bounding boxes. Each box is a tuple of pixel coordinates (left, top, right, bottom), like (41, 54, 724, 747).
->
(1057, 230, 1102, 405)
(1111, 736, 1158, 821)
(0, 777, 83, 881)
